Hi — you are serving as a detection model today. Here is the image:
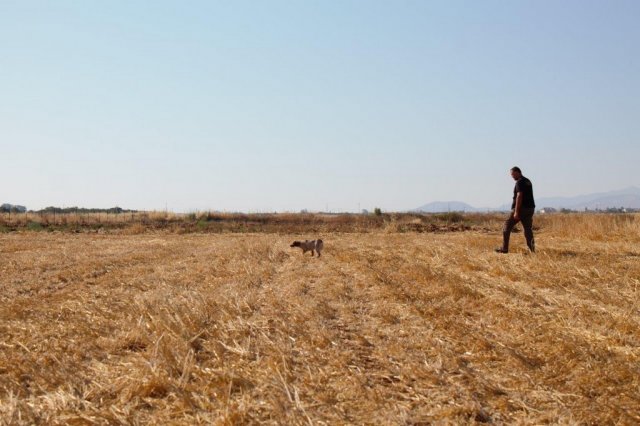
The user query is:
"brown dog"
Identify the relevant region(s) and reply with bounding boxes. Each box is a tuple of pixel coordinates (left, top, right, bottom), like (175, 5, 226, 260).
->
(290, 239, 323, 257)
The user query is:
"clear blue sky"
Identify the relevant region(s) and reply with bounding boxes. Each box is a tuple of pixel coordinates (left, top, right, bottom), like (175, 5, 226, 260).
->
(1, 1, 638, 212)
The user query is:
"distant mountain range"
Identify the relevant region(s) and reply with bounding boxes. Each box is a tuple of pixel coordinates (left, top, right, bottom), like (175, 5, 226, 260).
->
(414, 201, 480, 213)
(415, 187, 640, 212)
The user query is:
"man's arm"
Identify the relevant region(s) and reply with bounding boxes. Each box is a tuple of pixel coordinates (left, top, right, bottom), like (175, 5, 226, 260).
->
(513, 192, 523, 222)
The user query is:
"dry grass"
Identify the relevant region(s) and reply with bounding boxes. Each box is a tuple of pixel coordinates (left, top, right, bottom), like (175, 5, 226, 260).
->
(0, 214, 638, 424)
(0, 211, 494, 234)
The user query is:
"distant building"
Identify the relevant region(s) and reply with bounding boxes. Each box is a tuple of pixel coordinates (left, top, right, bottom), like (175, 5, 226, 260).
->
(539, 207, 557, 214)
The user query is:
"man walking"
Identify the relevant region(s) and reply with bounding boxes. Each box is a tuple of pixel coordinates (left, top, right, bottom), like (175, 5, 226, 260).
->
(496, 167, 535, 253)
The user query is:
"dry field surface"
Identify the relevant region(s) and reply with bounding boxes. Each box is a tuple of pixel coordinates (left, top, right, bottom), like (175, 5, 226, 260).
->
(1, 214, 639, 424)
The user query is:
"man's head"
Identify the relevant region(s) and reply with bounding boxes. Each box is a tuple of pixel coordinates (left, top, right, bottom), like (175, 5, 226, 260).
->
(510, 166, 522, 180)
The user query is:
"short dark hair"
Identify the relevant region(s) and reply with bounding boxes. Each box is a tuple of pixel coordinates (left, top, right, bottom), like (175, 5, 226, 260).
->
(510, 166, 522, 174)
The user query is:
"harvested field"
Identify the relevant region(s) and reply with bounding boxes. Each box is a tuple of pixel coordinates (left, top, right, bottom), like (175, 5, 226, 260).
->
(1, 214, 639, 424)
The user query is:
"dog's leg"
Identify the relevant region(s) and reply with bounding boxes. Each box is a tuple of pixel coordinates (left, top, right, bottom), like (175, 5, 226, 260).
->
(311, 250, 315, 256)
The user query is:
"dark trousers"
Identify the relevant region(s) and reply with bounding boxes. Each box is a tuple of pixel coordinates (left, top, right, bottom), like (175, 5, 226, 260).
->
(502, 208, 535, 252)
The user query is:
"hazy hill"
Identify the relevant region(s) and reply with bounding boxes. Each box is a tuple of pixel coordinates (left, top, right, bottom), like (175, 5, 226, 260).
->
(416, 187, 640, 212)
(414, 201, 479, 213)
(499, 187, 640, 210)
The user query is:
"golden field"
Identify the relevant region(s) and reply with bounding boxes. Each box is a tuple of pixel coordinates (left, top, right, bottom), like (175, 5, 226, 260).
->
(0, 213, 638, 424)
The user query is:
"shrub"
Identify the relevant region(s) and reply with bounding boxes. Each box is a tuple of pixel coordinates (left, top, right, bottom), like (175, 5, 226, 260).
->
(27, 221, 44, 231)
(435, 212, 464, 223)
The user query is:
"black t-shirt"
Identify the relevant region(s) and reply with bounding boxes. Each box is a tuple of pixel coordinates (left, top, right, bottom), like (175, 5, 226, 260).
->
(512, 176, 535, 209)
